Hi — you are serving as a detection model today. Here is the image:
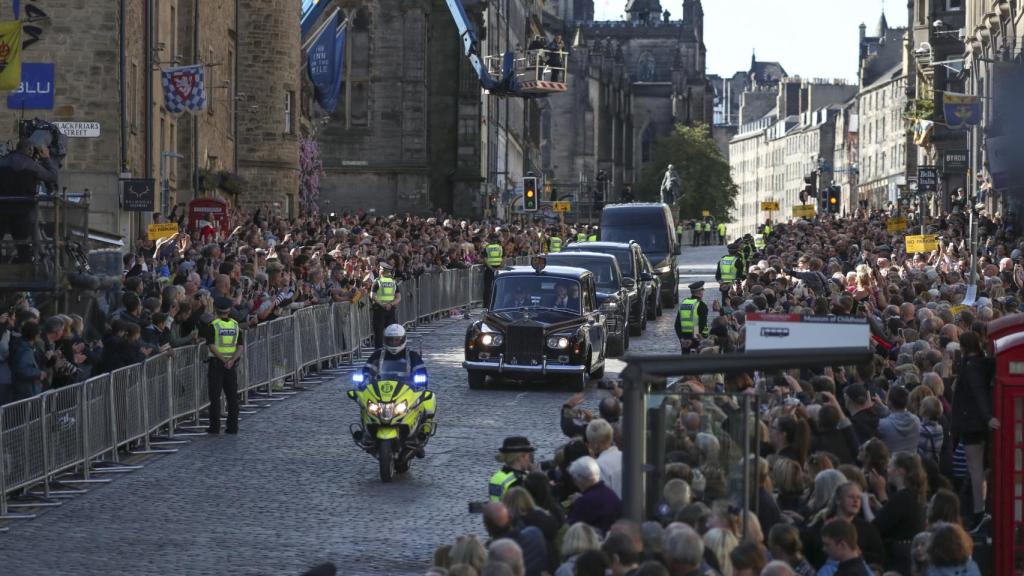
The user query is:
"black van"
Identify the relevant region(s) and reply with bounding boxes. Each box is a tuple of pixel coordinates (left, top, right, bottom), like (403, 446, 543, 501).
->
(599, 203, 679, 306)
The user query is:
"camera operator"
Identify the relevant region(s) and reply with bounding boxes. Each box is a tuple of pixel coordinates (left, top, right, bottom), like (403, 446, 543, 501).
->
(0, 139, 59, 263)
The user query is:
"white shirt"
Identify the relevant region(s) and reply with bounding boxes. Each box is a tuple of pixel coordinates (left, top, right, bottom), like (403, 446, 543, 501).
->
(596, 446, 623, 498)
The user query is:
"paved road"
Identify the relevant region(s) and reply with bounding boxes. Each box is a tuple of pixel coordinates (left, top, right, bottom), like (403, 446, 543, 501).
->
(0, 246, 725, 576)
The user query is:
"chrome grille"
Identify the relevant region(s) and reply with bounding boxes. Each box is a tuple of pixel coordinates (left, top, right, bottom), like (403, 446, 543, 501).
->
(507, 323, 545, 364)
(606, 316, 619, 332)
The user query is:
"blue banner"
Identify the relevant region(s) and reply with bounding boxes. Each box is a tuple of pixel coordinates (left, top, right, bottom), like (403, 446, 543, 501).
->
(7, 63, 54, 110)
(943, 92, 981, 129)
(306, 13, 345, 113)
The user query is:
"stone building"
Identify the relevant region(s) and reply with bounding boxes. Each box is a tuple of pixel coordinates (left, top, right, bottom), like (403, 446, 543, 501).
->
(709, 54, 787, 156)
(541, 0, 713, 202)
(855, 17, 911, 208)
(0, 0, 295, 242)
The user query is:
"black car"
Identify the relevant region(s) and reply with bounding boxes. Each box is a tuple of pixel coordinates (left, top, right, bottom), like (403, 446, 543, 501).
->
(463, 260, 608, 392)
(544, 252, 631, 356)
(599, 203, 680, 307)
(562, 241, 653, 337)
(640, 252, 662, 319)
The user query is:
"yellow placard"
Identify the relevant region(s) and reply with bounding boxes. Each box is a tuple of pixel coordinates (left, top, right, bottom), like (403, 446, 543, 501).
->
(147, 223, 179, 241)
(887, 217, 908, 232)
(552, 201, 571, 213)
(761, 201, 779, 212)
(0, 22, 22, 91)
(905, 234, 938, 253)
(701, 210, 711, 217)
(792, 204, 815, 218)
(951, 305, 968, 315)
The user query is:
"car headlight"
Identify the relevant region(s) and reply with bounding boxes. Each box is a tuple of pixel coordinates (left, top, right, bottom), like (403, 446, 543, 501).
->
(480, 333, 504, 346)
(547, 336, 570, 349)
(601, 298, 619, 310)
(395, 401, 408, 416)
(655, 266, 672, 274)
(368, 402, 380, 415)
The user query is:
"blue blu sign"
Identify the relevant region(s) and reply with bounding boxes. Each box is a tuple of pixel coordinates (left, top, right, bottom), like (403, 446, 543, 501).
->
(8, 63, 55, 110)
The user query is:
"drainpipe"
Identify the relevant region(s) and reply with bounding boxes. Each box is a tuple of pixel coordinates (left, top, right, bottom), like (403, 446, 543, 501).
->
(145, 0, 154, 181)
(193, 0, 200, 197)
(119, 0, 127, 172)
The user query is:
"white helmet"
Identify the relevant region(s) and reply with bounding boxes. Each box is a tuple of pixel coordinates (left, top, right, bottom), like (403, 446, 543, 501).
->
(383, 324, 406, 355)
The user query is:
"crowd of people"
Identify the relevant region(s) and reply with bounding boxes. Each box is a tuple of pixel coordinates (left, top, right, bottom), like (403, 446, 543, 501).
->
(0, 206, 563, 405)
(426, 206, 1007, 576)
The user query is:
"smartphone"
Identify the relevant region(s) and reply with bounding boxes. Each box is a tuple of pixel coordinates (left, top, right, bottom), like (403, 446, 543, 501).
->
(468, 501, 485, 514)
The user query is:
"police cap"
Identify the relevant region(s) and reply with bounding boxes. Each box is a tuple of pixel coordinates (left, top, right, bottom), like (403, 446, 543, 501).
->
(688, 281, 705, 292)
(214, 297, 233, 312)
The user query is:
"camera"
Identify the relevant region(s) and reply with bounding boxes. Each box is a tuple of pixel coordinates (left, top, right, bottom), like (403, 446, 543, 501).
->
(19, 118, 66, 168)
(539, 459, 557, 472)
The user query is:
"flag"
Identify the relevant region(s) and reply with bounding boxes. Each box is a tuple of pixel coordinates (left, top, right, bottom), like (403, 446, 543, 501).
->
(161, 64, 207, 115)
(12, 0, 20, 19)
(942, 92, 981, 128)
(0, 20, 21, 91)
(912, 119, 934, 146)
(306, 12, 345, 113)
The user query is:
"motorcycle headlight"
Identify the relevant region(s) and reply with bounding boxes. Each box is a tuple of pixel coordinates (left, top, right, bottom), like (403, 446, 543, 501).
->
(395, 401, 408, 416)
(480, 333, 504, 346)
(547, 336, 570, 349)
(368, 402, 380, 415)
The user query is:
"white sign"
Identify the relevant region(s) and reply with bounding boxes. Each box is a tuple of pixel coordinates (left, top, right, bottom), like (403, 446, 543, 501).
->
(54, 122, 101, 138)
(745, 313, 870, 351)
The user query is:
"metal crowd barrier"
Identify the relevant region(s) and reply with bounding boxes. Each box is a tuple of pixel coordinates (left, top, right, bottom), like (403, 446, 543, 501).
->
(0, 266, 484, 519)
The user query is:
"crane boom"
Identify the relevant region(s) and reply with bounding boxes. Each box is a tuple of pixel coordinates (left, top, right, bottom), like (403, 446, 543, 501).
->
(444, 0, 515, 94)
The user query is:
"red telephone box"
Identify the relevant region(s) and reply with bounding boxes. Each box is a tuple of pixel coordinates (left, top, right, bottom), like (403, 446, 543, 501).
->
(993, 327, 1024, 575)
(187, 198, 229, 238)
(989, 314, 1024, 343)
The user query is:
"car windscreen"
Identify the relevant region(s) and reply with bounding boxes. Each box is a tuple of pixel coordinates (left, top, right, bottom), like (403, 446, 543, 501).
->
(493, 276, 581, 313)
(600, 225, 669, 255)
(548, 257, 618, 290)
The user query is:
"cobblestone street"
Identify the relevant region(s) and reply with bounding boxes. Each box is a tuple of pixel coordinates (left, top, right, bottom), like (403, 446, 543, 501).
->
(0, 247, 725, 576)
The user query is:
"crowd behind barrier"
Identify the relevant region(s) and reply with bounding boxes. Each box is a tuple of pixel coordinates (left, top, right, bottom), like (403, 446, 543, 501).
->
(0, 266, 484, 518)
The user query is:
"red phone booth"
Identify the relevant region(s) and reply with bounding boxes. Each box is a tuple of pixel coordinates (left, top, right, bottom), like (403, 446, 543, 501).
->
(187, 198, 229, 239)
(993, 326, 1024, 575)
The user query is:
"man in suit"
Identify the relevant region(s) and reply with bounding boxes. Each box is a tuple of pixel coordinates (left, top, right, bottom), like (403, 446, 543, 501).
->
(506, 284, 530, 308)
(551, 283, 571, 308)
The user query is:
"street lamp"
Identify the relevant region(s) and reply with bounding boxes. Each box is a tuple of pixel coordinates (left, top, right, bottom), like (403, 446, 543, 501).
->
(160, 151, 184, 215)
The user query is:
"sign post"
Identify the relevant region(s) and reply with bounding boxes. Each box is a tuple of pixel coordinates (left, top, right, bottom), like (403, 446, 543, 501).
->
(147, 223, 178, 241)
(905, 234, 939, 253)
(745, 313, 870, 352)
(121, 178, 156, 212)
(792, 205, 815, 219)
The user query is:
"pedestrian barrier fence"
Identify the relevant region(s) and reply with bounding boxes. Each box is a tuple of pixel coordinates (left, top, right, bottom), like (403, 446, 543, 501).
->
(0, 266, 485, 518)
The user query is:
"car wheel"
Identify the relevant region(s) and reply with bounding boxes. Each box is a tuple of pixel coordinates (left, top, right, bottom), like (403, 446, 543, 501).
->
(607, 335, 625, 357)
(665, 286, 679, 307)
(591, 361, 605, 380)
(629, 317, 642, 337)
(641, 303, 648, 330)
(646, 296, 657, 320)
(623, 328, 630, 350)
(655, 292, 664, 317)
(467, 370, 486, 390)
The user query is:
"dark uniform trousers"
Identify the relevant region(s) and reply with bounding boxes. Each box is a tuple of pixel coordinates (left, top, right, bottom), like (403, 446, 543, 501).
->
(208, 358, 239, 432)
(483, 267, 497, 309)
(372, 304, 396, 348)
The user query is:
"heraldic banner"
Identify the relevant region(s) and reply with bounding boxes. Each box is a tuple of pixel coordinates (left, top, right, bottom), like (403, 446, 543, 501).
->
(162, 64, 207, 115)
(942, 92, 981, 129)
(0, 20, 22, 91)
(306, 11, 346, 113)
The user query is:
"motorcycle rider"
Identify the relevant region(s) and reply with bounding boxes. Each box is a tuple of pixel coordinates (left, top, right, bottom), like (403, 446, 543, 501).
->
(358, 323, 435, 438)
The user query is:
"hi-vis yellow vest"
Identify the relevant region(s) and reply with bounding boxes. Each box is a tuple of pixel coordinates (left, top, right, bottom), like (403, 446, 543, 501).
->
(211, 318, 240, 358)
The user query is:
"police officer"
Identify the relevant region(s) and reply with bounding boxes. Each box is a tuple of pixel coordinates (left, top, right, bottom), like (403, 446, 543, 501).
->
(675, 281, 709, 355)
(576, 227, 587, 243)
(702, 220, 712, 246)
(483, 233, 504, 308)
(676, 223, 684, 246)
(587, 226, 598, 242)
(691, 221, 700, 247)
(489, 436, 535, 502)
(208, 297, 244, 434)
(547, 228, 562, 253)
(371, 262, 401, 347)
(717, 222, 727, 245)
(716, 245, 743, 312)
(362, 324, 435, 441)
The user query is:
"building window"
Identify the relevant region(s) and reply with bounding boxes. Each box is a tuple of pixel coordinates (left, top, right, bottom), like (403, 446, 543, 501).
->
(284, 91, 294, 134)
(946, 0, 962, 11)
(347, 8, 371, 127)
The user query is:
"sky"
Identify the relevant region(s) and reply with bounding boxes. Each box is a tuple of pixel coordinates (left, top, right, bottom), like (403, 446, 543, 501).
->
(593, 0, 909, 82)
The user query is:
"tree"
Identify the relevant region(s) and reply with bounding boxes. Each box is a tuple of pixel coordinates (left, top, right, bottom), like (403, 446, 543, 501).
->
(637, 123, 738, 221)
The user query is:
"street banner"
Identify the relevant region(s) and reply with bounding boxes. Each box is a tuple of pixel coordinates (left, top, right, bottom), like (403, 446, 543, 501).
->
(552, 201, 571, 212)
(746, 313, 869, 351)
(161, 65, 207, 115)
(912, 119, 934, 145)
(147, 223, 178, 241)
(887, 217, 907, 232)
(122, 178, 156, 212)
(792, 205, 815, 218)
(7, 62, 54, 110)
(306, 12, 346, 113)
(761, 201, 779, 211)
(0, 20, 22, 91)
(943, 93, 981, 128)
(905, 234, 939, 254)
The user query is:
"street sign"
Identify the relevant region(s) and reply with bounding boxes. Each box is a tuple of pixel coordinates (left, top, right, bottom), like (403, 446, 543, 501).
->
(905, 234, 939, 253)
(552, 201, 572, 212)
(7, 63, 54, 110)
(147, 223, 178, 241)
(121, 178, 155, 212)
(54, 121, 101, 138)
(917, 165, 938, 192)
(792, 204, 815, 218)
(942, 150, 969, 173)
(701, 210, 711, 217)
(761, 201, 779, 211)
(886, 217, 908, 232)
(746, 313, 870, 351)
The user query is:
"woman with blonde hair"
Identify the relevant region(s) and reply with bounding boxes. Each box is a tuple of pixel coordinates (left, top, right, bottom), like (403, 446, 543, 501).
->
(703, 527, 739, 576)
(555, 522, 601, 576)
(771, 458, 805, 513)
(448, 534, 487, 572)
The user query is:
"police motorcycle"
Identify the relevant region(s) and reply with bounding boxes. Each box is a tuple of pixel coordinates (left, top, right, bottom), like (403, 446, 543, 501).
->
(346, 325, 437, 482)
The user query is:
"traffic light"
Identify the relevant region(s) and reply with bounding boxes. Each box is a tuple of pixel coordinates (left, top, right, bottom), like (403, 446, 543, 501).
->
(827, 186, 841, 214)
(523, 176, 538, 211)
(800, 172, 817, 204)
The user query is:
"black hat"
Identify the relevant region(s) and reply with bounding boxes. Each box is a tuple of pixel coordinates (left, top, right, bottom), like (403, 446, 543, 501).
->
(688, 281, 705, 291)
(499, 436, 536, 453)
(214, 297, 233, 312)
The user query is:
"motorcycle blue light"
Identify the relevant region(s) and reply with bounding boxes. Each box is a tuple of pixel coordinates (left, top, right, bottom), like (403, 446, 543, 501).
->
(352, 373, 365, 384)
(414, 374, 427, 385)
